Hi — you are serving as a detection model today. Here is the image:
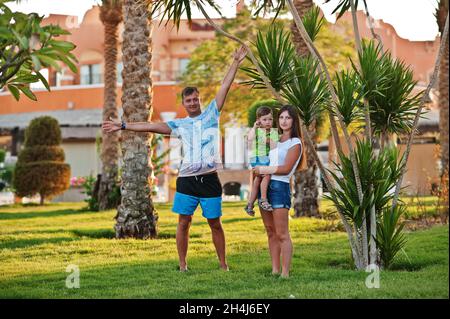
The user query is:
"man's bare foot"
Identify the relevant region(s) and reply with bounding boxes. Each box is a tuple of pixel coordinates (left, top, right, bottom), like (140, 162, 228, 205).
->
(280, 273, 289, 279)
(179, 264, 188, 272)
(220, 264, 229, 271)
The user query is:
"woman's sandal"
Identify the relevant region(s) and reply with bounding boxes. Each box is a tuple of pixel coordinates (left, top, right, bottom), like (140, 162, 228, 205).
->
(244, 204, 255, 217)
(258, 199, 274, 212)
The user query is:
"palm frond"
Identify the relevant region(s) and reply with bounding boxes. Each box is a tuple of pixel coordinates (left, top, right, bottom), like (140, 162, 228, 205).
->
(241, 23, 295, 92)
(280, 55, 329, 126)
(151, 0, 222, 29)
(251, 0, 286, 19)
(375, 205, 408, 269)
(332, 69, 364, 126)
(302, 5, 325, 42)
(323, 0, 361, 20)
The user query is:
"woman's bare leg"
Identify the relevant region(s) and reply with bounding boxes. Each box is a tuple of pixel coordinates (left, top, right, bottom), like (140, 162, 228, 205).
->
(273, 208, 293, 278)
(260, 210, 281, 274)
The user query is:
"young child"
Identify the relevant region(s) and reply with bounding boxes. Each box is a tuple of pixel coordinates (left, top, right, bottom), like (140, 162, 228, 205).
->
(245, 106, 279, 216)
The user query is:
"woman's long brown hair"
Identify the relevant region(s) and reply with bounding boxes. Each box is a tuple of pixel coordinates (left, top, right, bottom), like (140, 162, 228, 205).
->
(277, 105, 308, 171)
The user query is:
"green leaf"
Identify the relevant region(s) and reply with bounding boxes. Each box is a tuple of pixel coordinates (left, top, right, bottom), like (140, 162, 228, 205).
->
(54, 52, 78, 73)
(35, 54, 61, 71)
(7, 84, 20, 101)
(11, 29, 29, 49)
(49, 39, 76, 51)
(36, 70, 50, 91)
(30, 54, 42, 71)
(17, 85, 37, 101)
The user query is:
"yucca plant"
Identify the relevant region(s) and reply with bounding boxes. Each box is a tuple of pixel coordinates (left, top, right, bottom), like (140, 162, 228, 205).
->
(326, 139, 405, 267)
(281, 55, 329, 127)
(326, 140, 373, 228)
(251, 0, 287, 18)
(323, 0, 360, 20)
(375, 205, 408, 269)
(351, 41, 389, 104)
(241, 24, 295, 92)
(369, 53, 423, 141)
(152, 0, 221, 29)
(301, 5, 324, 43)
(332, 69, 364, 126)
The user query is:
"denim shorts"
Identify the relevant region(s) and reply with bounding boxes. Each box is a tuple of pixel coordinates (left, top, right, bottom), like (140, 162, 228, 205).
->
(258, 179, 292, 210)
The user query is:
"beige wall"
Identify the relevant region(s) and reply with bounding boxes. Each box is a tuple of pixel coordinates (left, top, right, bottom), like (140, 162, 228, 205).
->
(399, 143, 440, 195)
(61, 141, 101, 178)
(328, 135, 440, 196)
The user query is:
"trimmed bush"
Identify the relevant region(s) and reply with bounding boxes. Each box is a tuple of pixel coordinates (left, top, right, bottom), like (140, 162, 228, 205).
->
(18, 146, 65, 163)
(23, 116, 62, 146)
(13, 116, 70, 204)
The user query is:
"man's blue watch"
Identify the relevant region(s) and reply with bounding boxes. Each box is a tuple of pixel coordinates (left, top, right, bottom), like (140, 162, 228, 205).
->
(120, 121, 126, 130)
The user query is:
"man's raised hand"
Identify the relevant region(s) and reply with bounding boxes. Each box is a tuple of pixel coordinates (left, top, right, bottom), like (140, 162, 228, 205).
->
(102, 117, 121, 133)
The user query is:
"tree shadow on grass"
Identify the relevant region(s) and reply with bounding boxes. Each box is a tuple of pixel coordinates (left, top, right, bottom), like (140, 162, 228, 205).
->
(70, 229, 202, 239)
(0, 209, 92, 220)
(0, 237, 81, 250)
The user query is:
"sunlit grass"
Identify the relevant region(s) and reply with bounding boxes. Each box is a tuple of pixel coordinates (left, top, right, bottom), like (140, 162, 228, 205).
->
(0, 200, 447, 298)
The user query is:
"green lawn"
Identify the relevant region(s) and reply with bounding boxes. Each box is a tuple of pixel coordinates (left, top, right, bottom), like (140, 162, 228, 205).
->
(0, 201, 448, 298)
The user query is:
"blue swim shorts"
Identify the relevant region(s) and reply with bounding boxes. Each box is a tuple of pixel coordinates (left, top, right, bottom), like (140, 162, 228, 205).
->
(172, 172, 222, 219)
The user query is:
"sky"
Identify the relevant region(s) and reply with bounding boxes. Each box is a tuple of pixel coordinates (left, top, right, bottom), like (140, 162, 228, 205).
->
(7, 0, 441, 41)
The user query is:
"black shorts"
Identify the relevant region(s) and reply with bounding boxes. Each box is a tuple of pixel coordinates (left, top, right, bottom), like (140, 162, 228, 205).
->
(176, 172, 222, 198)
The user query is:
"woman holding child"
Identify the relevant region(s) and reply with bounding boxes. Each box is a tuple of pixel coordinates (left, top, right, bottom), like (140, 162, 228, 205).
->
(247, 105, 306, 278)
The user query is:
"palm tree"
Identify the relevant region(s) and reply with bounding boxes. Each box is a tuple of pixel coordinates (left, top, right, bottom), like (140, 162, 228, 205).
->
(98, 0, 123, 210)
(115, 0, 158, 238)
(290, 1, 320, 218)
(437, 0, 449, 176)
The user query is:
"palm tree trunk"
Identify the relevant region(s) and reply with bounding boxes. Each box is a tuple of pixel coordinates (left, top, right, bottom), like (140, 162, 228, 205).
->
(439, 30, 449, 177)
(115, 0, 158, 239)
(99, 2, 122, 210)
(293, 123, 319, 217)
(290, 0, 313, 58)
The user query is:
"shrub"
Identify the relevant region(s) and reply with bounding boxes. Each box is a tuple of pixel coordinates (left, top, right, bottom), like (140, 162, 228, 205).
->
(0, 149, 5, 163)
(80, 175, 99, 211)
(13, 116, 70, 204)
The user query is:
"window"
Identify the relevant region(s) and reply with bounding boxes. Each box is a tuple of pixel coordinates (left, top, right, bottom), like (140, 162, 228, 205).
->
(179, 58, 190, 74)
(80, 64, 102, 85)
